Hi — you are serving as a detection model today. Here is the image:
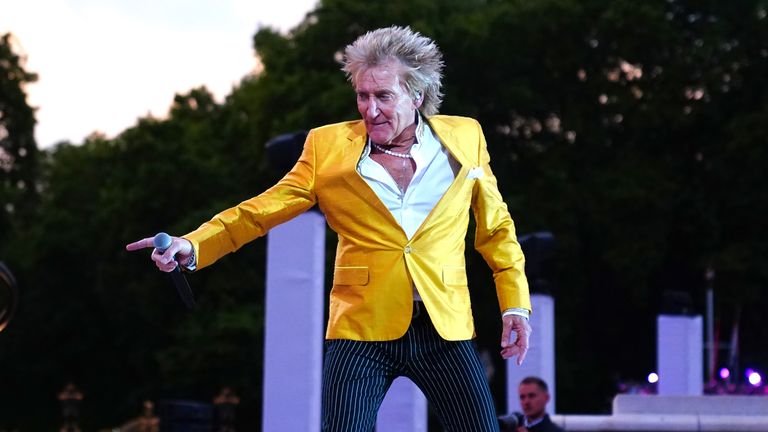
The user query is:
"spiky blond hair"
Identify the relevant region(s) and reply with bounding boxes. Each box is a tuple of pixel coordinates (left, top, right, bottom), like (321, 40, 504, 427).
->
(342, 26, 445, 116)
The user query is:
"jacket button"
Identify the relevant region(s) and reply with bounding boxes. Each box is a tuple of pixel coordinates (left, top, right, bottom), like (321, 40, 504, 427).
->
(404, 246, 412, 254)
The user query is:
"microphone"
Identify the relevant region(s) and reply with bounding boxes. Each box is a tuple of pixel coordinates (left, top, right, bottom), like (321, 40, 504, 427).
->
(498, 412, 523, 431)
(153, 232, 197, 310)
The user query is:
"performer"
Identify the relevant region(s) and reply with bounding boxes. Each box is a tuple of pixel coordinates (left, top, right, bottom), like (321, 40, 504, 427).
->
(127, 26, 531, 432)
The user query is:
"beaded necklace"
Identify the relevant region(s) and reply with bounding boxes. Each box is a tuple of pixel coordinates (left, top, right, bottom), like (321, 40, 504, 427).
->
(372, 142, 413, 159)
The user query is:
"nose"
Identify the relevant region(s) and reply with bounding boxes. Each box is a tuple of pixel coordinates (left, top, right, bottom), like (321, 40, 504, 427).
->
(366, 99, 379, 118)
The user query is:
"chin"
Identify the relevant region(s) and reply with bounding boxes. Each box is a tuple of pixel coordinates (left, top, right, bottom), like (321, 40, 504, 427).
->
(369, 133, 393, 145)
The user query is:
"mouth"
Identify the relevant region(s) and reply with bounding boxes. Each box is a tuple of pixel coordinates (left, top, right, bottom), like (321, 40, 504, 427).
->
(366, 117, 388, 126)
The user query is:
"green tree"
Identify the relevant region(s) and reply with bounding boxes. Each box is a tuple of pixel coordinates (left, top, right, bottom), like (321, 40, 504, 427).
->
(0, 87, 270, 430)
(455, 0, 768, 409)
(0, 33, 39, 258)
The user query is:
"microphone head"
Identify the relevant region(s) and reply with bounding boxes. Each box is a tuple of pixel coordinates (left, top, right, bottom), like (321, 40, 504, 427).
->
(153, 232, 172, 252)
(498, 413, 521, 431)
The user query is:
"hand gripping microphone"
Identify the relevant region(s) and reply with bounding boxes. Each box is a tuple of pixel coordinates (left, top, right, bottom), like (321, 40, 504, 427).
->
(153, 232, 197, 310)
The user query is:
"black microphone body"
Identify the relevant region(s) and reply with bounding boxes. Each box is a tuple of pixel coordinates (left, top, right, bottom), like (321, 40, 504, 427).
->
(153, 232, 197, 309)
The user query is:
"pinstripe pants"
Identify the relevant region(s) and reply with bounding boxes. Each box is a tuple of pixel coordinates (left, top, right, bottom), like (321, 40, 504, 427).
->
(321, 302, 500, 432)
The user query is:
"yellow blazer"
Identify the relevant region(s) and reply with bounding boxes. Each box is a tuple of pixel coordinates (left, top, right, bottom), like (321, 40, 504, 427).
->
(184, 115, 530, 341)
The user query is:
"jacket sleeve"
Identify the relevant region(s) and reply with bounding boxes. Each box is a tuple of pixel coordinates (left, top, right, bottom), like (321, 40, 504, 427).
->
(469, 120, 531, 313)
(182, 131, 318, 269)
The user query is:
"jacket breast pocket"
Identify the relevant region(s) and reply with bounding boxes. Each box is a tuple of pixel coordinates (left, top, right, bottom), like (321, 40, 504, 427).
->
(334, 266, 369, 286)
(442, 266, 468, 287)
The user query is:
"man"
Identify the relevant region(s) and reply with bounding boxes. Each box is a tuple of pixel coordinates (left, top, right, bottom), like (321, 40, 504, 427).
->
(516, 377, 563, 432)
(127, 26, 531, 431)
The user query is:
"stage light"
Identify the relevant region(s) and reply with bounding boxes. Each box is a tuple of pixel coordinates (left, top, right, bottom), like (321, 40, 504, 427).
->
(647, 372, 659, 384)
(748, 371, 762, 386)
(719, 368, 730, 379)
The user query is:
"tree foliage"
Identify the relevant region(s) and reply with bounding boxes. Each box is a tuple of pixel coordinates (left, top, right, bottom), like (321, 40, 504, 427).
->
(0, 33, 39, 255)
(1, 0, 767, 429)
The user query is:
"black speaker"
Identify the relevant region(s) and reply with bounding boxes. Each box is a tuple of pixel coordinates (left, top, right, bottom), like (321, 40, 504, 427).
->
(265, 130, 309, 174)
(518, 231, 556, 294)
(660, 290, 695, 315)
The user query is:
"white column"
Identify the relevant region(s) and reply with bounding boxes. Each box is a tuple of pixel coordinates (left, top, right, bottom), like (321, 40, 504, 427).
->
(657, 314, 703, 395)
(262, 212, 326, 431)
(506, 294, 556, 414)
(376, 377, 428, 432)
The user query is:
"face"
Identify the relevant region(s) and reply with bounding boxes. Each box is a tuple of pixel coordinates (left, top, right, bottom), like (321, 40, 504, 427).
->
(354, 61, 422, 145)
(519, 383, 550, 420)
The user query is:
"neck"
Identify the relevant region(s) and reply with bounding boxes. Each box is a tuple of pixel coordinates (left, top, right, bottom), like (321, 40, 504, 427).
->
(380, 121, 418, 151)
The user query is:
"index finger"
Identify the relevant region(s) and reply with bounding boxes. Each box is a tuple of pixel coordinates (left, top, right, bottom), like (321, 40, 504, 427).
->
(125, 237, 155, 251)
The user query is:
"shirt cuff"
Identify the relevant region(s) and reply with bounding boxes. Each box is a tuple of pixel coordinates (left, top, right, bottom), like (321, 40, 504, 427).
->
(181, 248, 196, 272)
(502, 308, 530, 320)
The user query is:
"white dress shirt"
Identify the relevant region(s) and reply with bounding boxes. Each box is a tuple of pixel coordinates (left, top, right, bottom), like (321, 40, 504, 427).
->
(357, 117, 456, 240)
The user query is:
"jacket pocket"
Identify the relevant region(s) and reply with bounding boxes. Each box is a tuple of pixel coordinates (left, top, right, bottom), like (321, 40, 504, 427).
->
(442, 266, 468, 286)
(334, 266, 369, 286)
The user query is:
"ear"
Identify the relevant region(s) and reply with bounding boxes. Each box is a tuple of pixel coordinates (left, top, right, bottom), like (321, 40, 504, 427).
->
(413, 90, 424, 109)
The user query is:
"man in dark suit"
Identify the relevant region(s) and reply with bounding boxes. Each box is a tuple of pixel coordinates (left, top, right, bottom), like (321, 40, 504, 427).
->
(516, 376, 564, 432)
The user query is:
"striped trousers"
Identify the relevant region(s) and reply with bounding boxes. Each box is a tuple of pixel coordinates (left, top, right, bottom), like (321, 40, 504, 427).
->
(321, 302, 500, 432)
